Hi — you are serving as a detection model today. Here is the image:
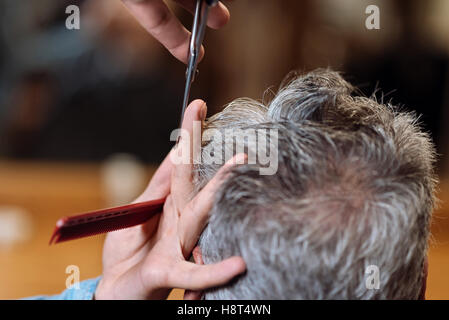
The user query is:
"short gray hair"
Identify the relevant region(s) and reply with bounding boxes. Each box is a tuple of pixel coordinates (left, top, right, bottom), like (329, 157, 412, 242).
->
(195, 69, 438, 299)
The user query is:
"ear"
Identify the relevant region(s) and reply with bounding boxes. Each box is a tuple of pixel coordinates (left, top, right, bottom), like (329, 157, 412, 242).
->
(192, 246, 204, 265)
(419, 256, 428, 300)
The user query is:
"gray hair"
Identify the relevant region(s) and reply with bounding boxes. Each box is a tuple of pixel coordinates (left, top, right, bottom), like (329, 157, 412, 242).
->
(194, 69, 438, 299)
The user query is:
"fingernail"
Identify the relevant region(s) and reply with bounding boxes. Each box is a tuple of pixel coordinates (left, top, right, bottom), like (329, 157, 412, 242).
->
(227, 153, 247, 166)
(200, 103, 207, 121)
(235, 153, 248, 165)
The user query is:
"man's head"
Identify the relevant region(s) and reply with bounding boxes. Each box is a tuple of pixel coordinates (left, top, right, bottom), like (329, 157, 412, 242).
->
(193, 69, 437, 299)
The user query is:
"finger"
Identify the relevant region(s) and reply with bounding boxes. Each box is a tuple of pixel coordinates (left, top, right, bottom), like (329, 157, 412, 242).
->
(174, 0, 230, 29)
(184, 246, 205, 299)
(171, 99, 207, 212)
(184, 246, 204, 300)
(179, 153, 247, 256)
(134, 150, 174, 203)
(157, 195, 180, 236)
(122, 0, 203, 63)
(169, 257, 246, 291)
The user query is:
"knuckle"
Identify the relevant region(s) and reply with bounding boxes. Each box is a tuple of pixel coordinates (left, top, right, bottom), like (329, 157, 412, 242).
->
(146, 262, 170, 288)
(150, 7, 171, 33)
(187, 196, 199, 212)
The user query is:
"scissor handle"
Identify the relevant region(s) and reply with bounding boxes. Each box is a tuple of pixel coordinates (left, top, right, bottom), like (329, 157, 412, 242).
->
(205, 0, 219, 6)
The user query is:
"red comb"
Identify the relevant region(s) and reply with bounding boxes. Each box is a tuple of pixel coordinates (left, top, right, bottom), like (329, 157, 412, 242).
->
(49, 198, 166, 245)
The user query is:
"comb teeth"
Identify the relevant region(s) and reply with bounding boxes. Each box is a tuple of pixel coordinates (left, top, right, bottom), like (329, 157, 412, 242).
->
(49, 198, 166, 245)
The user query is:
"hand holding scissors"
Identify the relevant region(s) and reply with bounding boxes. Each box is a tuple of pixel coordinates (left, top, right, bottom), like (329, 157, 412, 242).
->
(122, 0, 230, 64)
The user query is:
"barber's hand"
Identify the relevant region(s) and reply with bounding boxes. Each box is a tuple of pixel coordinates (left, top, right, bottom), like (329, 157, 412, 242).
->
(95, 100, 246, 299)
(122, 0, 232, 63)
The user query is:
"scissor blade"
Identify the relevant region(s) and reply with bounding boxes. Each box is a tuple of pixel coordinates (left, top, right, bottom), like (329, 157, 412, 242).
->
(179, 0, 212, 127)
(180, 56, 198, 126)
(180, 78, 192, 125)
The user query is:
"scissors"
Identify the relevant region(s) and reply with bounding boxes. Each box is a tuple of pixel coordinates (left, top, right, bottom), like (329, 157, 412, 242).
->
(50, 1, 220, 244)
(180, 0, 219, 125)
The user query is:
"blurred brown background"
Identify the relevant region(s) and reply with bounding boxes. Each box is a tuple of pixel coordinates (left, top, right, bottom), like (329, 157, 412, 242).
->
(0, 0, 448, 299)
